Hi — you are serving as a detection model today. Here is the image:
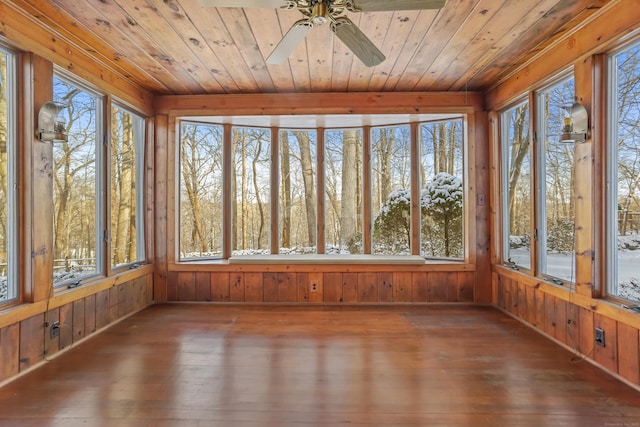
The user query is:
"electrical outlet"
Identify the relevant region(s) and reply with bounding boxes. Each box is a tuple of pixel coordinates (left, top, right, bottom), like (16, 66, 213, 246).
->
(594, 327, 605, 347)
(50, 321, 60, 339)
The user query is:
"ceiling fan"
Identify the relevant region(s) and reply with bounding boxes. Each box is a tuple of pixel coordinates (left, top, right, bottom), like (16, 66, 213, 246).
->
(199, 1, 446, 67)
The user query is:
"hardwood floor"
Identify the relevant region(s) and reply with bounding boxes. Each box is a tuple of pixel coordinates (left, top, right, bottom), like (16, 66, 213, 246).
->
(0, 304, 639, 426)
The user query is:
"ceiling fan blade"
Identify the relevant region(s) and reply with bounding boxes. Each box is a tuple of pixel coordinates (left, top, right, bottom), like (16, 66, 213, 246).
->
(332, 17, 385, 67)
(351, 0, 446, 12)
(266, 20, 313, 64)
(198, 0, 290, 8)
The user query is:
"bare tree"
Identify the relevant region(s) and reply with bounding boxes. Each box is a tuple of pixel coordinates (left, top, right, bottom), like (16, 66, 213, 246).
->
(180, 124, 209, 254)
(111, 107, 137, 265)
(507, 104, 530, 234)
(341, 129, 359, 247)
(280, 130, 291, 248)
(179, 122, 223, 257)
(292, 131, 316, 246)
(53, 80, 97, 276)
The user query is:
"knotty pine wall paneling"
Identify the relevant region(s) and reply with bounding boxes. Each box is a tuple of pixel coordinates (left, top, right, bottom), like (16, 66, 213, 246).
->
(157, 91, 487, 304)
(487, 1, 640, 389)
(153, 114, 170, 302)
(0, 276, 153, 385)
(495, 269, 640, 389)
(0, 7, 155, 385)
(211, 272, 230, 302)
(166, 270, 476, 304)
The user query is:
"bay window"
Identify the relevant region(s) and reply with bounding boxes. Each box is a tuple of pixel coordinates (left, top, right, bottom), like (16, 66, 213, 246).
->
(178, 116, 469, 262)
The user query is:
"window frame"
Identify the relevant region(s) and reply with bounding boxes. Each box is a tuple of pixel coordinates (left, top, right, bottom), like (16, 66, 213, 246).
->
(175, 115, 471, 264)
(177, 120, 226, 261)
(534, 72, 576, 284)
(231, 125, 273, 255)
(0, 44, 17, 304)
(51, 71, 105, 287)
(323, 127, 364, 255)
(500, 97, 532, 271)
(418, 117, 466, 261)
(109, 102, 146, 271)
(278, 128, 319, 255)
(605, 37, 640, 302)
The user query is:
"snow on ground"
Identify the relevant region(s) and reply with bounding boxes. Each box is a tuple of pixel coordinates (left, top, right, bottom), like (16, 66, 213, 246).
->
(509, 247, 640, 301)
(3, 242, 640, 303)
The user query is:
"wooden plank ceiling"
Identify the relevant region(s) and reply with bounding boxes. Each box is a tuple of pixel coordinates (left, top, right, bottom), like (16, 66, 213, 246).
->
(12, 0, 607, 96)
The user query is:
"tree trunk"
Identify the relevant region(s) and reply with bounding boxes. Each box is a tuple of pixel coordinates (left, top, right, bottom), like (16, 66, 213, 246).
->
(252, 138, 265, 249)
(293, 131, 316, 246)
(231, 131, 239, 251)
(507, 104, 530, 234)
(181, 126, 209, 254)
(341, 130, 358, 248)
(240, 130, 247, 249)
(112, 108, 133, 265)
(280, 131, 291, 248)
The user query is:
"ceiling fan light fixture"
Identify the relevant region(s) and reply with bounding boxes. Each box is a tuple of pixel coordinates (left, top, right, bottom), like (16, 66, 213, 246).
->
(311, 2, 330, 24)
(199, 0, 446, 66)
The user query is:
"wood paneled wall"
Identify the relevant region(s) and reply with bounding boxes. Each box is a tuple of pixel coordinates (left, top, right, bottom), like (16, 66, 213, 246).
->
(486, 0, 640, 389)
(0, 275, 153, 384)
(153, 93, 490, 305)
(166, 270, 475, 304)
(0, 10, 157, 386)
(495, 269, 640, 387)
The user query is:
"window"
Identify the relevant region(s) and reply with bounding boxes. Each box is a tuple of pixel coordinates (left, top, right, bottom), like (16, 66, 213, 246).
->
(324, 129, 363, 254)
(0, 46, 16, 303)
(420, 119, 464, 259)
(179, 122, 224, 259)
(232, 127, 271, 255)
(177, 116, 468, 261)
(501, 100, 532, 269)
(536, 76, 576, 282)
(279, 129, 317, 254)
(371, 125, 411, 255)
(111, 105, 145, 268)
(52, 75, 102, 286)
(608, 41, 640, 303)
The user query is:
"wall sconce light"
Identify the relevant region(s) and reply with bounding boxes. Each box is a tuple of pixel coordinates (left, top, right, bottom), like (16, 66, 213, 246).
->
(38, 101, 68, 143)
(559, 101, 588, 143)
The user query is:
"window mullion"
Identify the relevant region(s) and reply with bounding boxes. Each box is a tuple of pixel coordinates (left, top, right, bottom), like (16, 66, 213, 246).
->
(410, 122, 420, 255)
(363, 126, 372, 254)
(270, 127, 279, 255)
(316, 128, 325, 254)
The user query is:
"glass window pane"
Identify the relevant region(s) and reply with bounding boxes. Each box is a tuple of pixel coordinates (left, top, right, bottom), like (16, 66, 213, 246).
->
(232, 127, 271, 254)
(111, 105, 144, 268)
(502, 101, 531, 269)
(610, 43, 640, 302)
(371, 126, 411, 255)
(279, 129, 317, 254)
(537, 77, 575, 282)
(325, 129, 363, 254)
(420, 119, 464, 259)
(179, 122, 224, 259)
(53, 76, 101, 286)
(0, 47, 15, 303)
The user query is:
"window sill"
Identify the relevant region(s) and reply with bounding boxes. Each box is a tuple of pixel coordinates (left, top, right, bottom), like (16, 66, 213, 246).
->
(228, 254, 426, 265)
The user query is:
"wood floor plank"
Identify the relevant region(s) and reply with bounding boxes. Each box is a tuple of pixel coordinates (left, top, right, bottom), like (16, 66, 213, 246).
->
(1, 304, 640, 426)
